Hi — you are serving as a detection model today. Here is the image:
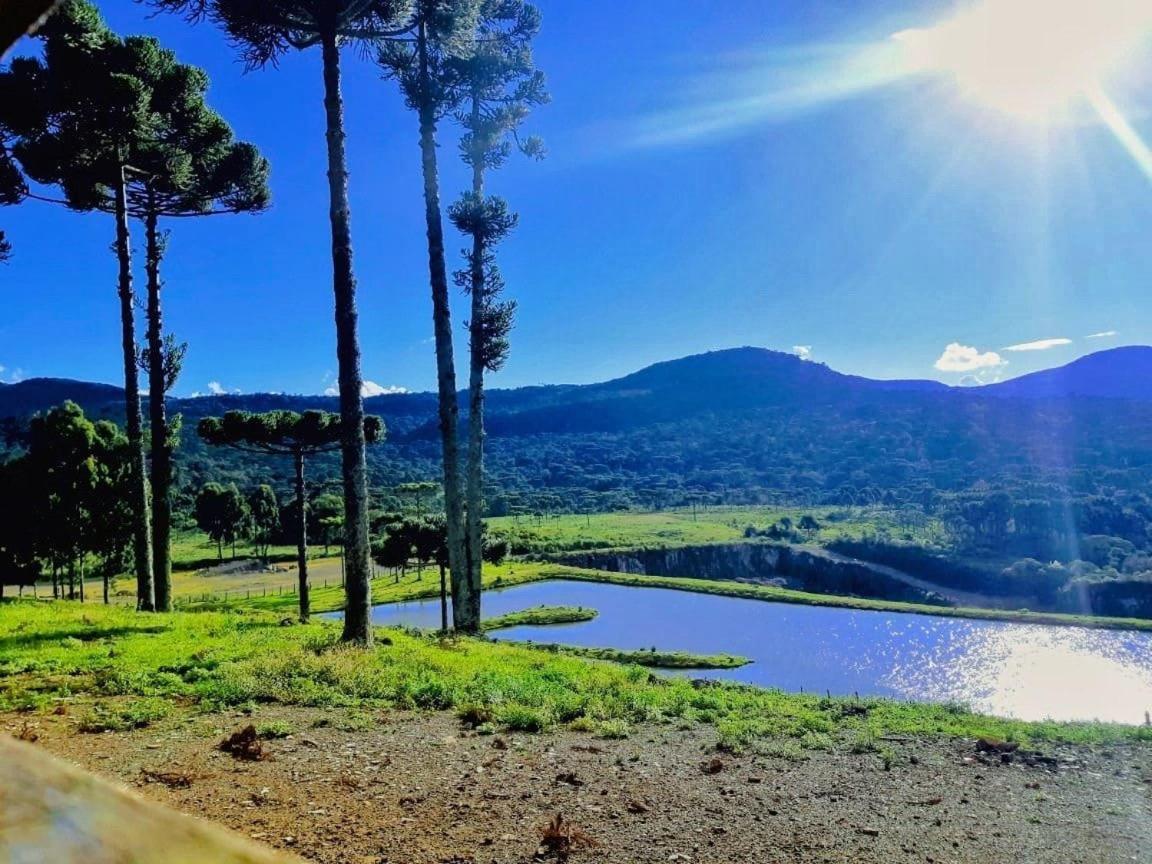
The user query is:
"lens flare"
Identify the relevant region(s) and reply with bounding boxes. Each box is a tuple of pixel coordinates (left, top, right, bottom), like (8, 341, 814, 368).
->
(893, 0, 1152, 122)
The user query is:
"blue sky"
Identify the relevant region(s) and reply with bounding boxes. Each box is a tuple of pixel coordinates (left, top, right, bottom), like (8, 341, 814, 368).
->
(3, 0, 1152, 395)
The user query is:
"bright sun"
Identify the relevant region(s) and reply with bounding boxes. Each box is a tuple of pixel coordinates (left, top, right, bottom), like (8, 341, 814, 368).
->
(893, 0, 1152, 122)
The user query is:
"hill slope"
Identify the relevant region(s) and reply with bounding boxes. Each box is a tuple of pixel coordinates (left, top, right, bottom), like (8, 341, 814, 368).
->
(983, 346, 1152, 400)
(6, 346, 1152, 518)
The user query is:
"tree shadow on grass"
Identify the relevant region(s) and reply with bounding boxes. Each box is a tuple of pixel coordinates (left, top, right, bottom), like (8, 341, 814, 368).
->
(0, 624, 170, 654)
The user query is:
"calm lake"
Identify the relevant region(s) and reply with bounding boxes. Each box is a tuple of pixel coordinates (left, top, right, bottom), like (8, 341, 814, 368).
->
(330, 578, 1152, 724)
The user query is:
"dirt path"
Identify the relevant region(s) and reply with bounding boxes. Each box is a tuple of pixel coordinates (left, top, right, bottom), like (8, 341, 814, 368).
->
(5, 707, 1151, 864)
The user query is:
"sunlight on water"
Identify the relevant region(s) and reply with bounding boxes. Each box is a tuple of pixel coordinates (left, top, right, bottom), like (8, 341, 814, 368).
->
(888, 621, 1152, 723)
(345, 580, 1152, 724)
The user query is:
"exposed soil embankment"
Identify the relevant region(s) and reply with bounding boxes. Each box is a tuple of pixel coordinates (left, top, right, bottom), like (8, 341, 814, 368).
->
(553, 542, 951, 606)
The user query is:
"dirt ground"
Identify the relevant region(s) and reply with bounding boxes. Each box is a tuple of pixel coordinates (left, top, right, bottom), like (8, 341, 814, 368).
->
(5, 706, 1151, 864)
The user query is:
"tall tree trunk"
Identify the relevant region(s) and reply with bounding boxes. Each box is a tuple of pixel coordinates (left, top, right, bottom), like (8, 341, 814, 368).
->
(464, 89, 486, 628)
(416, 20, 472, 632)
(319, 29, 372, 646)
(294, 449, 310, 622)
(115, 168, 153, 611)
(144, 196, 172, 612)
(439, 562, 448, 633)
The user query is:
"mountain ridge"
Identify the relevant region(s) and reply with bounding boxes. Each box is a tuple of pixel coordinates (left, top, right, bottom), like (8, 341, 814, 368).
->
(3, 345, 1151, 426)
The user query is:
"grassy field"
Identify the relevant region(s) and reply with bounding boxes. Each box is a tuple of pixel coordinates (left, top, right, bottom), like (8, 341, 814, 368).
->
(3, 601, 1148, 748)
(169, 532, 308, 571)
(488, 506, 944, 554)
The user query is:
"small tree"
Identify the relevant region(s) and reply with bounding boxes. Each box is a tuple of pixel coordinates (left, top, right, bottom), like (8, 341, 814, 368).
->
(396, 481, 439, 518)
(0, 458, 39, 597)
(310, 493, 345, 555)
(194, 482, 248, 560)
(198, 410, 383, 621)
(248, 484, 279, 559)
(411, 518, 442, 580)
(20, 402, 133, 601)
(482, 535, 508, 566)
(372, 529, 412, 581)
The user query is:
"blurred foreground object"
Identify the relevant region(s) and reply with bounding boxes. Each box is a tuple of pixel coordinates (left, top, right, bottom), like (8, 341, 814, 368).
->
(1, 0, 57, 58)
(0, 736, 298, 863)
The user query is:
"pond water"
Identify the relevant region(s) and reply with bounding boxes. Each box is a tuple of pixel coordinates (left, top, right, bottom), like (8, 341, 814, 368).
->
(328, 579, 1152, 724)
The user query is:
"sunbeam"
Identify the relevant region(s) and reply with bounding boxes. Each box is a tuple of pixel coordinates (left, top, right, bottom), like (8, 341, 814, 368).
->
(1087, 86, 1152, 183)
(628, 0, 1152, 149)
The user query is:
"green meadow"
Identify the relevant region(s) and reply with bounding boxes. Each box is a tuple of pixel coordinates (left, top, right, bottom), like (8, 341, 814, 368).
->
(3, 601, 1148, 749)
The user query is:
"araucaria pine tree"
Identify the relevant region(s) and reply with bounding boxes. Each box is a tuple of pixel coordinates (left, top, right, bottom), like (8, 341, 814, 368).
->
(153, 0, 410, 643)
(130, 84, 269, 613)
(448, 0, 546, 627)
(198, 410, 384, 622)
(378, 0, 483, 632)
(0, 0, 266, 611)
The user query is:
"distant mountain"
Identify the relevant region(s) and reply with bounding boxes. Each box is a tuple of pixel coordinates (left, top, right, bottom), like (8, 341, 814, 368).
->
(4, 347, 1150, 429)
(0, 378, 125, 419)
(983, 346, 1152, 401)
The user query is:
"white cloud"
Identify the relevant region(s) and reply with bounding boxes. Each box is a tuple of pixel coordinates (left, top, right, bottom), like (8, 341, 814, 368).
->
(1002, 337, 1072, 352)
(934, 343, 1005, 373)
(0, 365, 24, 384)
(361, 380, 408, 397)
(324, 380, 409, 398)
(792, 345, 812, 361)
(196, 381, 240, 397)
(1086, 330, 1118, 339)
(958, 367, 1005, 386)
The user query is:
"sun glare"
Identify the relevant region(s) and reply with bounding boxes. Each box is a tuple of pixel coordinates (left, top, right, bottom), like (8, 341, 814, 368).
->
(893, 0, 1152, 122)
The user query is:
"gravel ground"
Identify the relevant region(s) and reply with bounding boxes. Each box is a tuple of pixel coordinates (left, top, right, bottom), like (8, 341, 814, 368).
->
(5, 706, 1152, 864)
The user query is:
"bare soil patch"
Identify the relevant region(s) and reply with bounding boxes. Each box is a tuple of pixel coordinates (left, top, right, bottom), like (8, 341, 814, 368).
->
(5, 707, 1151, 864)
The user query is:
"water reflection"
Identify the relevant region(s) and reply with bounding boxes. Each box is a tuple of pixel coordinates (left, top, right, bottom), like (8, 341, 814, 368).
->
(331, 579, 1152, 724)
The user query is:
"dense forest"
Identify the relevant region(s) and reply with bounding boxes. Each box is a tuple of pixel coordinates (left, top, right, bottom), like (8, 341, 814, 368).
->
(7, 347, 1152, 573)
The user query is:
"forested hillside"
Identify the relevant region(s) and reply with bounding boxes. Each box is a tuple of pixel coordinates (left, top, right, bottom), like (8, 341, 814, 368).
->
(5, 346, 1152, 519)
